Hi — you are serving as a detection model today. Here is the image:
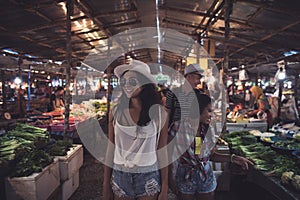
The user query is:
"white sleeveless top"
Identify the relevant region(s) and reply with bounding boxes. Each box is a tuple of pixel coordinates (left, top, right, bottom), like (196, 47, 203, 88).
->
(114, 119, 158, 168)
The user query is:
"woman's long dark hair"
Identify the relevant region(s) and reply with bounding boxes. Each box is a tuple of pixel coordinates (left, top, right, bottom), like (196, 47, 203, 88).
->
(198, 94, 212, 115)
(190, 93, 212, 135)
(190, 93, 212, 117)
(117, 71, 161, 126)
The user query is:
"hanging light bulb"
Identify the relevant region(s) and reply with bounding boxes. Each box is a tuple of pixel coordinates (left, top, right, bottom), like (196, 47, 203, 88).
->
(14, 76, 22, 84)
(238, 65, 248, 81)
(277, 67, 286, 80)
(275, 60, 286, 81)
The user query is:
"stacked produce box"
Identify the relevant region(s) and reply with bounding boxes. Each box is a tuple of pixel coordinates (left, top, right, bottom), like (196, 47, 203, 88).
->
(0, 123, 81, 200)
(57, 144, 83, 200)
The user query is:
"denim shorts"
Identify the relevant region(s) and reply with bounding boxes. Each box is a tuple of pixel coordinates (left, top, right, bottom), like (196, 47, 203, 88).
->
(111, 164, 161, 198)
(175, 162, 217, 194)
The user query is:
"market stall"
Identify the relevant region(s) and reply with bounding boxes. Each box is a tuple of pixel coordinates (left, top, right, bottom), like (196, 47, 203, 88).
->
(0, 1, 299, 199)
(0, 123, 83, 200)
(26, 98, 108, 139)
(222, 127, 300, 200)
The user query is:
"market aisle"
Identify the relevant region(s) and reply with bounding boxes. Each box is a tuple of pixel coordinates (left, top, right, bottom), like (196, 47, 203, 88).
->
(69, 151, 103, 200)
(70, 149, 279, 200)
(70, 149, 234, 200)
(69, 149, 179, 200)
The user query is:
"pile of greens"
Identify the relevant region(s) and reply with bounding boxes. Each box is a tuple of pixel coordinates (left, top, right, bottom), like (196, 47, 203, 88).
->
(273, 140, 300, 150)
(0, 123, 48, 165)
(222, 131, 300, 176)
(0, 123, 74, 177)
(45, 139, 73, 156)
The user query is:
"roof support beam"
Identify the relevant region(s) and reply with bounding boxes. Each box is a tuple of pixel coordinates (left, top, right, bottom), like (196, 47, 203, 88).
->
(159, 5, 210, 17)
(74, 0, 112, 37)
(162, 18, 204, 29)
(230, 20, 300, 56)
(193, 0, 223, 35)
(7, 0, 96, 58)
(64, 0, 73, 137)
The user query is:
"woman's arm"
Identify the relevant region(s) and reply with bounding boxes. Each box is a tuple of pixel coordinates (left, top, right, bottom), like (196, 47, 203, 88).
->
(248, 98, 268, 117)
(60, 98, 64, 107)
(52, 99, 57, 110)
(103, 110, 115, 200)
(210, 152, 254, 170)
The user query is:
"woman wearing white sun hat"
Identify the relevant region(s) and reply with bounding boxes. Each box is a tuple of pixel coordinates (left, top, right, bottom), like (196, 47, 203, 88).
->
(103, 60, 169, 200)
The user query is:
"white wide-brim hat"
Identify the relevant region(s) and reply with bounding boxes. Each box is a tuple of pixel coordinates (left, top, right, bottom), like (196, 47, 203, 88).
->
(114, 59, 157, 84)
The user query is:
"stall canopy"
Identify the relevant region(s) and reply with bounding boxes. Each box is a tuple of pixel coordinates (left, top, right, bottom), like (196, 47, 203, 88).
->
(0, 0, 299, 74)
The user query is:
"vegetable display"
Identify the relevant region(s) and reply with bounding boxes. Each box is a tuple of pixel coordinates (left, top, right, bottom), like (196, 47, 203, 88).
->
(223, 130, 300, 191)
(0, 124, 74, 177)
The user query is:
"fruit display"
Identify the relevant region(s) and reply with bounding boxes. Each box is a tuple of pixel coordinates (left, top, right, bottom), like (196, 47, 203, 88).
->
(71, 99, 109, 120)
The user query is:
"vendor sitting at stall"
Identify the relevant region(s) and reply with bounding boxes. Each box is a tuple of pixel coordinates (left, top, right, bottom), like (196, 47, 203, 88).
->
(47, 87, 65, 112)
(247, 86, 272, 129)
(281, 90, 299, 124)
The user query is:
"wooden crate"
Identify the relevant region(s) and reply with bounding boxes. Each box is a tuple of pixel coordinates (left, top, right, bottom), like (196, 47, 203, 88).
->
(56, 144, 84, 181)
(5, 160, 60, 200)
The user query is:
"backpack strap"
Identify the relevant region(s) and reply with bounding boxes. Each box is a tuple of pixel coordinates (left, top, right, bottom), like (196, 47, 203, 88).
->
(156, 106, 162, 148)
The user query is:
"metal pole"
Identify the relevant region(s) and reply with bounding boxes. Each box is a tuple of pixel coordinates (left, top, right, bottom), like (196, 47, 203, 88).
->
(64, 0, 73, 139)
(17, 59, 25, 117)
(27, 65, 31, 111)
(1, 71, 6, 110)
(196, 34, 200, 64)
(74, 78, 78, 95)
(232, 76, 235, 95)
(295, 74, 299, 111)
(242, 80, 246, 106)
(85, 70, 88, 94)
(221, 0, 232, 134)
(277, 81, 283, 119)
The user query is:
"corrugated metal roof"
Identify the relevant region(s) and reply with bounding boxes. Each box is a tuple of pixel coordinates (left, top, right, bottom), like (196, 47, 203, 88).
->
(0, 0, 299, 76)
